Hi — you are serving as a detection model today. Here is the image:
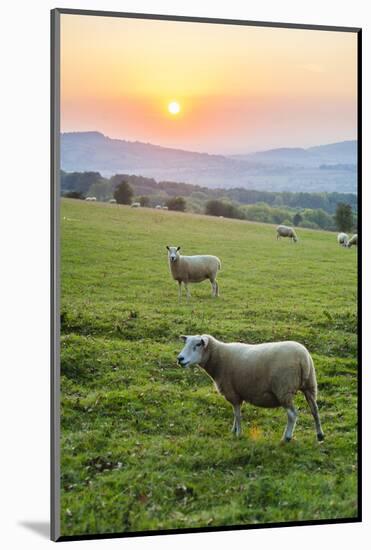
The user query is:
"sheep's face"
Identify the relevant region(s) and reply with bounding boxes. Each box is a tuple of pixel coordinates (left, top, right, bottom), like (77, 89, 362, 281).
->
(166, 245, 180, 263)
(177, 335, 209, 368)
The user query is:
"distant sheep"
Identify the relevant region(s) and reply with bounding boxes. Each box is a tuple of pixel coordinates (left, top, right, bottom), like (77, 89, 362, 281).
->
(337, 233, 349, 247)
(85, 196, 97, 202)
(276, 225, 298, 242)
(347, 234, 357, 248)
(162, 206, 169, 210)
(167, 246, 221, 301)
(177, 334, 324, 443)
(109, 198, 117, 204)
(155, 205, 162, 209)
(131, 202, 140, 208)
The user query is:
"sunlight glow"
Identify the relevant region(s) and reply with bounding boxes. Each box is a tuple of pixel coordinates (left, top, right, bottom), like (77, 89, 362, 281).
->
(168, 101, 181, 115)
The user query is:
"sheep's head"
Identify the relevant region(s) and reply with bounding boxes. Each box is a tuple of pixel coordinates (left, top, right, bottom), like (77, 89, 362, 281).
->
(177, 335, 209, 368)
(166, 245, 181, 263)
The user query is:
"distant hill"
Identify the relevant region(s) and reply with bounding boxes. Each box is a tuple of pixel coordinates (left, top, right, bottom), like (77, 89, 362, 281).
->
(234, 141, 357, 167)
(61, 132, 357, 193)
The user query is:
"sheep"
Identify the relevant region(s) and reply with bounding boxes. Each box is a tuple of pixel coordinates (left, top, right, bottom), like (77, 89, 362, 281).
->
(109, 198, 117, 204)
(177, 334, 324, 443)
(276, 225, 298, 242)
(347, 234, 357, 248)
(155, 205, 162, 209)
(131, 202, 140, 208)
(162, 206, 169, 210)
(166, 246, 221, 301)
(337, 232, 349, 247)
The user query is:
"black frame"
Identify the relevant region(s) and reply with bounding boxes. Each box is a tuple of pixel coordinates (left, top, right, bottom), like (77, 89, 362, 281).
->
(51, 7, 362, 542)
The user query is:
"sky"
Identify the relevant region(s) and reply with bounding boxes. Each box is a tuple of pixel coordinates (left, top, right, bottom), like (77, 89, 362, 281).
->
(60, 14, 357, 154)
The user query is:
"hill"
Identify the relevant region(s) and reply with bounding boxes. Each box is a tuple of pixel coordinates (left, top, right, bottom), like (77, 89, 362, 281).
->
(60, 198, 358, 536)
(61, 132, 357, 193)
(233, 141, 357, 166)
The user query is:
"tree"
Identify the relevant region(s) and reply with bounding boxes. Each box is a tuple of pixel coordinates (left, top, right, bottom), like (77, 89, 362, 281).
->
(60, 171, 104, 195)
(138, 195, 150, 207)
(165, 196, 186, 212)
(88, 180, 111, 201)
(334, 203, 353, 232)
(206, 199, 244, 220)
(293, 212, 303, 226)
(114, 180, 133, 205)
(63, 191, 85, 200)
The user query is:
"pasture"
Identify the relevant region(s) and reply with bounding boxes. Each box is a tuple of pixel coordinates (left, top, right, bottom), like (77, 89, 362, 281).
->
(60, 198, 358, 536)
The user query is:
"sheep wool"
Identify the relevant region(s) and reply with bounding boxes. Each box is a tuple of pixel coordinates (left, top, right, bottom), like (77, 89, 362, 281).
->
(276, 225, 298, 242)
(177, 334, 324, 443)
(167, 246, 221, 300)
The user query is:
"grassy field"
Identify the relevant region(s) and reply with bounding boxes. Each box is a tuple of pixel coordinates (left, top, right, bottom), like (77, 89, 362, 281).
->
(60, 198, 358, 537)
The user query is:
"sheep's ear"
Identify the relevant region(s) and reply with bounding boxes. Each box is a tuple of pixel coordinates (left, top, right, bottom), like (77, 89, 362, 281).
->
(200, 335, 209, 348)
(180, 335, 187, 342)
(166, 246, 170, 250)
(176, 246, 181, 251)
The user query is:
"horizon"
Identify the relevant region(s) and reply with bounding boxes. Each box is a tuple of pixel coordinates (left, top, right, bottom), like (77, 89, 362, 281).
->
(61, 14, 357, 155)
(61, 129, 357, 158)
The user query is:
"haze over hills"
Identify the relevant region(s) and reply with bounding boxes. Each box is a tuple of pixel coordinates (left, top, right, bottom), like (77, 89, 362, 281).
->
(61, 131, 357, 194)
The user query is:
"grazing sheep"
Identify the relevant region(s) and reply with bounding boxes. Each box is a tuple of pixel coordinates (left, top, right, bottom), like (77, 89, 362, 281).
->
(109, 198, 117, 204)
(337, 233, 349, 247)
(162, 206, 169, 210)
(347, 234, 358, 248)
(166, 246, 221, 301)
(177, 334, 324, 443)
(276, 225, 298, 242)
(85, 196, 97, 202)
(155, 205, 162, 209)
(131, 202, 140, 208)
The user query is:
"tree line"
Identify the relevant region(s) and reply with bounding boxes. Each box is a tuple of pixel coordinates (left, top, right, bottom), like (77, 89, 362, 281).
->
(61, 170, 357, 215)
(61, 170, 357, 232)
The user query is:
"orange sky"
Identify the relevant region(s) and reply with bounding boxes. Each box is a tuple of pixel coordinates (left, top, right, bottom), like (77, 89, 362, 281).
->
(60, 14, 357, 154)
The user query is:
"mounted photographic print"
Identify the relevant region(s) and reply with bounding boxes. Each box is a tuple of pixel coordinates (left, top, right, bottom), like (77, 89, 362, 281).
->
(51, 8, 361, 542)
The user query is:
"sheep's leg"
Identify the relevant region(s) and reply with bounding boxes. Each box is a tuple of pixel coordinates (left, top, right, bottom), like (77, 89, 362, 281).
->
(178, 281, 182, 301)
(304, 390, 324, 442)
(211, 279, 219, 297)
(231, 417, 236, 433)
(184, 283, 191, 301)
(231, 403, 242, 437)
(282, 405, 298, 442)
(210, 280, 215, 296)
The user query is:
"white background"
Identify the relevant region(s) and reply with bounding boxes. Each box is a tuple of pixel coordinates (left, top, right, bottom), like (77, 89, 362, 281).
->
(0, 0, 369, 548)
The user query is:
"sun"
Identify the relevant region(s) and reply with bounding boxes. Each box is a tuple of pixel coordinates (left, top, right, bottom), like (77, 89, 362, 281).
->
(168, 101, 181, 115)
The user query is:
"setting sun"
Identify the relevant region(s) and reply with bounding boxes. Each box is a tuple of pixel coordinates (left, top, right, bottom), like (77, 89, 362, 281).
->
(168, 101, 181, 115)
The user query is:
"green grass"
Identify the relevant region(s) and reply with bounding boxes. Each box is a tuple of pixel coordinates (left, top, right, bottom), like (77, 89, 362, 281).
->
(60, 198, 358, 536)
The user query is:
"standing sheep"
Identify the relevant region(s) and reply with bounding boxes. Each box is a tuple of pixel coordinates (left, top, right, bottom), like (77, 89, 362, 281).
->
(337, 233, 349, 247)
(166, 246, 221, 301)
(347, 234, 358, 248)
(276, 225, 298, 242)
(177, 334, 324, 443)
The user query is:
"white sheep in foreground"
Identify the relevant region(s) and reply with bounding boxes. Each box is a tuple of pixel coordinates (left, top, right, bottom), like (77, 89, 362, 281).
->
(276, 225, 298, 242)
(177, 334, 324, 443)
(337, 232, 349, 247)
(347, 234, 358, 248)
(167, 246, 221, 301)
